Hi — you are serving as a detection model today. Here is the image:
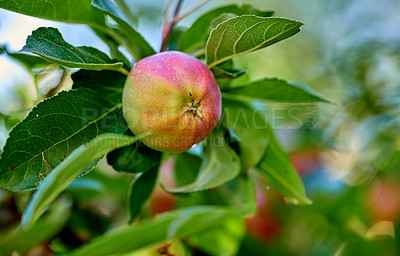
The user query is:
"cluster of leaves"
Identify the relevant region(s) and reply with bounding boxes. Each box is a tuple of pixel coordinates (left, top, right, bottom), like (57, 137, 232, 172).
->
(0, 0, 329, 255)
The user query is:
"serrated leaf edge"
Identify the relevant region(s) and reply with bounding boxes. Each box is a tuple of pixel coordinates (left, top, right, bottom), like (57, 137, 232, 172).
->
(0, 88, 121, 190)
(206, 15, 303, 68)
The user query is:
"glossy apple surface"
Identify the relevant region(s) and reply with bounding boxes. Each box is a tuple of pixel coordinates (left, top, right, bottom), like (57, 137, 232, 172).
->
(123, 51, 221, 152)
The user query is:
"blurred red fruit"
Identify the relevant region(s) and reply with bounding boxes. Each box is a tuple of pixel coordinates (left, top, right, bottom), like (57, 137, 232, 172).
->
(290, 149, 321, 176)
(366, 179, 400, 223)
(246, 188, 282, 243)
(149, 158, 176, 215)
(246, 215, 281, 243)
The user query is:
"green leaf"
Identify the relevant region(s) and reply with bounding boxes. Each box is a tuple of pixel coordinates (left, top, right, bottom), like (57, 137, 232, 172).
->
(210, 13, 238, 29)
(0, 0, 152, 63)
(212, 67, 247, 81)
(113, 0, 138, 28)
(222, 99, 269, 169)
(106, 128, 162, 174)
(92, 0, 156, 61)
(188, 217, 245, 256)
(127, 165, 159, 223)
(91, 0, 137, 28)
(65, 177, 104, 200)
(166, 26, 186, 51)
(72, 69, 126, 104)
(175, 175, 256, 212)
(222, 78, 330, 103)
(173, 153, 202, 187)
(86, 168, 132, 200)
(0, 198, 71, 255)
(206, 15, 303, 68)
(92, 28, 132, 68)
(256, 127, 312, 205)
(0, 0, 104, 25)
(21, 27, 123, 71)
(183, 176, 256, 209)
(163, 132, 240, 194)
(166, 204, 252, 239)
(69, 205, 252, 256)
(0, 45, 49, 70)
(215, 176, 256, 208)
(107, 140, 162, 173)
(128, 240, 191, 256)
(179, 4, 273, 53)
(0, 112, 8, 120)
(0, 88, 124, 191)
(21, 133, 145, 229)
(211, 59, 247, 90)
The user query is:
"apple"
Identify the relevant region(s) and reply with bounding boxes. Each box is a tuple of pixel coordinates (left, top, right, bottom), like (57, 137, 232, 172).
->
(245, 188, 282, 243)
(290, 149, 321, 176)
(149, 158, 176, 215)
(246, 215, 281, 243)
(123, 51, 221, 153)
(366, 179, 400, 223)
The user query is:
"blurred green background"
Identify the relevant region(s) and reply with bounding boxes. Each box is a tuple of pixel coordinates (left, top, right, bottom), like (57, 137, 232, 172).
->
(1, 0, 400, 255)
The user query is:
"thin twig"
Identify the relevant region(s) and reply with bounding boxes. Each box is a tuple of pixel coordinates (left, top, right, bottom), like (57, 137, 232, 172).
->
(161, 0, 174, 40)
(172, 0, 209, 23)
(160, 0, 184, 52)
(173, 0, 184, 17)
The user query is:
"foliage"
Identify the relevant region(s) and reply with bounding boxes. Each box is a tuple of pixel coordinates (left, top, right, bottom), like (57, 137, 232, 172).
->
(206, 16, 303, 68)
(0, 88, 124, 191)
(21, 27, 123, 71)
(0, 0, 334, 254)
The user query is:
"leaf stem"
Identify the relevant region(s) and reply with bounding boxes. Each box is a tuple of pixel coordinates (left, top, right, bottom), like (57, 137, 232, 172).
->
(117, 67, 130, 76)
(160, 0, 184, 52)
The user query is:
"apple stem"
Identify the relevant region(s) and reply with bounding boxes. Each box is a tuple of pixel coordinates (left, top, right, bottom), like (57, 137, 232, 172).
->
(195, 110, 204, 119)
(186, 105, 204, 119)
(186, 92, 204, 118)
